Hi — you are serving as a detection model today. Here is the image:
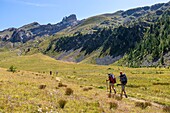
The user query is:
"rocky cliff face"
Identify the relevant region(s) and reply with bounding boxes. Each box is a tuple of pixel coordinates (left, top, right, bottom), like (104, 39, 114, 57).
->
(10, 29, 33, 43)
(0, 14, 80, 43)
(30, 14, 80, 37)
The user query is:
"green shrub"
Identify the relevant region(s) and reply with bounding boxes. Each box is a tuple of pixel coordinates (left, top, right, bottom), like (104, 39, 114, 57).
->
(58, 99, 67, 109)
(65, 88, 73, 95)
(8, 65, 17, 73)
(97, 86, 104, 89)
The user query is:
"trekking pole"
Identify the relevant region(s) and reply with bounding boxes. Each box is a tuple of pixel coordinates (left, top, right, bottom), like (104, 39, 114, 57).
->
(116, 84, 122, 86)
(106, 80, 108, 92)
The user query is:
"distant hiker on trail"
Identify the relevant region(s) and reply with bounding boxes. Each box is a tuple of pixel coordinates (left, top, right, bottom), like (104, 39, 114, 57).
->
(119, 71, 128, 98)
(50, 71, 52, 75)
(106, 73, 116, 94)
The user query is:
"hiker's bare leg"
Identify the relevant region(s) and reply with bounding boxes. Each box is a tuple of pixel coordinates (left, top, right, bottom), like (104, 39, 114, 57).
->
(120, 91, 123, 98)
(123, 86, 127, 98)
(112, 85, 116, 94)
(120, 85, 123, 98)
(109, 85, 112, 93)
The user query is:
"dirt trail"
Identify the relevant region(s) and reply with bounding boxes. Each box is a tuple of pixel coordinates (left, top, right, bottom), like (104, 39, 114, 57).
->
(95, 92, 165, 113)
(128, 97, 164, 108)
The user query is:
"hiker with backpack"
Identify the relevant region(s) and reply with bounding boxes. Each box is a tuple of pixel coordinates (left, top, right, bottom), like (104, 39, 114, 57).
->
(119, 71, 128, 98)
(106, 73, 116, 94)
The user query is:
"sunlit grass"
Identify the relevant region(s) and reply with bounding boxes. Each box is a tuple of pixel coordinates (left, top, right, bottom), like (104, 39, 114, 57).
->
(0, 52, 169, 112)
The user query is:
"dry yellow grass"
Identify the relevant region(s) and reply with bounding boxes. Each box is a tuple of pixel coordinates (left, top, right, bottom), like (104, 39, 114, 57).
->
(0, 67, 166, 112)
(0, 53, 169, 112)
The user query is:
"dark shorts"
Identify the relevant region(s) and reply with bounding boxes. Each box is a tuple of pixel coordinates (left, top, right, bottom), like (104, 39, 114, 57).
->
(121, 82, 127, 90)
(122, 81, 127, 85)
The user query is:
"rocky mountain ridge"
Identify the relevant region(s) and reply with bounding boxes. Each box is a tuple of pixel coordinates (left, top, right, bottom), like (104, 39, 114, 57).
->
(62, 2, 170, 35)
(0, 14, 81, 43)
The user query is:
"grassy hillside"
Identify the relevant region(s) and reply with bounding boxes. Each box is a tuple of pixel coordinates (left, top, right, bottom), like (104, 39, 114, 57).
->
(0, 50, 20, 61)
(0, 52, 169, 112)
(44, 23, 146, 65)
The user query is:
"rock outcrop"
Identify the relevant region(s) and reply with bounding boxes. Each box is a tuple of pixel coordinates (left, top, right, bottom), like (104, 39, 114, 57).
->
(10, 29, 33, 43)
(30, 14, 80, 37)
(0, 14, 80, 43)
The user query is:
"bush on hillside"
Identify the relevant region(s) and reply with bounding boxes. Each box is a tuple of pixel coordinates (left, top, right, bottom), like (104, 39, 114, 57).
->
(58, 82, 67, 87)
(135, 101, 151, 109)
(39, 84, 46, 89)
(58, 99, 67, 109)
(8, 65, 17, 73)
(65, 88, 73, 95)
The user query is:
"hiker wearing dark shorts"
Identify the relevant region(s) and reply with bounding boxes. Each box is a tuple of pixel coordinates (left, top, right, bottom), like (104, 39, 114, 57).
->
(119, 71, 128, 98)
(106, 73, 116, 94)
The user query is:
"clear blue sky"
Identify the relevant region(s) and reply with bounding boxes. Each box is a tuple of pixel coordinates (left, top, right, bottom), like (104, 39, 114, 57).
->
(1, 0, 169, 30)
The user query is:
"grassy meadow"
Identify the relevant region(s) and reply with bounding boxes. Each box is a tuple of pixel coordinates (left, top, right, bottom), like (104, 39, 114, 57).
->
(0, 51, 169, 112)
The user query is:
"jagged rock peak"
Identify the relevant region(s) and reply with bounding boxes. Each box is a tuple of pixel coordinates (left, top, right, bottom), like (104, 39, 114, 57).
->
(62, 14, 77, 23)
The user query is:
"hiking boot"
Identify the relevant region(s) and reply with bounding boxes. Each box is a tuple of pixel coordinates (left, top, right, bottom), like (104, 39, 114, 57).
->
(125, 94, 128, 98)
(108, 93, 111, 98)
(114, 90, 116, 94)
(120, 94, 122, 98)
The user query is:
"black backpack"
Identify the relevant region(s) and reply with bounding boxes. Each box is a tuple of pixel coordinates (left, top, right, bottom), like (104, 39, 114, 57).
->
(120, 74, 127, 84)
